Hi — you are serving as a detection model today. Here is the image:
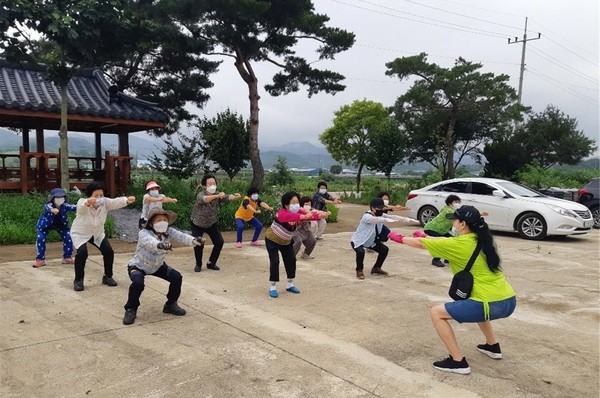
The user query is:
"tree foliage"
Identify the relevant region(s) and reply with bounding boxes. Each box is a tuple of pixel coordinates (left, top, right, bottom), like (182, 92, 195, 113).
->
(266, 156, 294, 187)
(386, 53, 523, 180)
(148, 133, 204, 179)
(161, 0, 355, 188)
(484, 105, 597, 178)
(330, 165, 342, 175)
(320, 100, 403, 192)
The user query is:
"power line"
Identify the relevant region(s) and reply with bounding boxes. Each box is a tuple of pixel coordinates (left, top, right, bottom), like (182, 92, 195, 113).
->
(428, 0, 525, 18)
(527, 68, 599, 107)
(328, 0, 512, 38)
(395, 0, 524, 32)
(528, 19, 599, 62)
(539, 35, 599, 69)
(528, 46, 599, 85)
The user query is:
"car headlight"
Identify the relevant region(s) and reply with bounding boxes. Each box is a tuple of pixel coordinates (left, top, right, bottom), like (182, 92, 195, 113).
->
(545, 204, 577, 218)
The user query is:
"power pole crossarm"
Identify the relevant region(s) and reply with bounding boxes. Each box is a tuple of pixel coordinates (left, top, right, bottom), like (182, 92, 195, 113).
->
(508, 17, 542, 106)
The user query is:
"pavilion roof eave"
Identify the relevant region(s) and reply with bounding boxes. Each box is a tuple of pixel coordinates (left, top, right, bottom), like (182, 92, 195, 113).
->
(0, 108, 165, 133)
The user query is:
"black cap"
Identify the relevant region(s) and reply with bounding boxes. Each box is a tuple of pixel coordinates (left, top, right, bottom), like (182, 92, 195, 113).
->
(370, 197, 386, 209)
(446, 205, 482, 226)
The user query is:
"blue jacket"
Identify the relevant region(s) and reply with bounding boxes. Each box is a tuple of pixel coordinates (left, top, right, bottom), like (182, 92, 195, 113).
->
(36, 202, 77, 231)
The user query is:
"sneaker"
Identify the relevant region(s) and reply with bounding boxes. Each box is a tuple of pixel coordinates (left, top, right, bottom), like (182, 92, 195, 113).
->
(477, 343, 502, 359)
(236, 242, 242, 248)
(123, 308, 137, 325)
(269, 289, 278, 298)
(356, 270, 365, 279)
(102, 275, 118, 287)
(163, 302, 186, 316)
(250, 241, 262, 247)
(365, 248, 375, 253)
(300, 253, 314, 260)
(431, 259, 446, 268)
(61, 257, 75, 265)
(32, 259, 46, 268)
(73, 280, 84, 291)
(194, 265, 202, 272)
(206, 263, 220, 271)
(371, 267, 389, 275)
(286, 286, 301, 294)
(432, 356, 471, 375)
(316, 236, 324, 240)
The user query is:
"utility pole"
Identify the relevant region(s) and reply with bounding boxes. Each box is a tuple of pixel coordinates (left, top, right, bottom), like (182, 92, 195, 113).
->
(508, 17, 542, 106)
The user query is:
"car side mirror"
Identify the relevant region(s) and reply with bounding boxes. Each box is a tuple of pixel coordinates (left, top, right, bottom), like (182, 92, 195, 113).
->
(492, 190, 506, 198)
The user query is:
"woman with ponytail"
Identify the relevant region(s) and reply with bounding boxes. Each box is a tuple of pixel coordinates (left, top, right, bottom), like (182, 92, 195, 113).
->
(388, 205, 516, 375)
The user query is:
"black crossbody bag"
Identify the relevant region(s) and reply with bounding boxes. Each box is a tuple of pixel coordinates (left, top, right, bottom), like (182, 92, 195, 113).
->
(448, 241, 482, 301)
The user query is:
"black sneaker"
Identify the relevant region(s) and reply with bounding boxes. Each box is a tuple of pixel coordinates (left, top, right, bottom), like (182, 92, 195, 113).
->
(102, 275, 118, 287)
(477, 343, 502, 359)
(163, 302, 186, 316)
(206, 263, 220, 271)
(123, 308, 137, 325)
(432, 356, 471, 375)
(194, 265, 202, 272)
(431, 259, 446, 268)
(73, 280, 84, 292)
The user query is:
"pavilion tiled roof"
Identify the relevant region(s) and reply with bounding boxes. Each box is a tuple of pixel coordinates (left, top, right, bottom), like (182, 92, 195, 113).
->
(0, 59, 169, 123)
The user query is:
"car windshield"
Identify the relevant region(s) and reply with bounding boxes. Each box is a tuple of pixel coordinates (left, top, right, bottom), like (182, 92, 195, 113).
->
(496, 181, 544, 197)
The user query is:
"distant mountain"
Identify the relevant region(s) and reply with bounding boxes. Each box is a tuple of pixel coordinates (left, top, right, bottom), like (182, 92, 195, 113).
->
(260, 141, 328, 155)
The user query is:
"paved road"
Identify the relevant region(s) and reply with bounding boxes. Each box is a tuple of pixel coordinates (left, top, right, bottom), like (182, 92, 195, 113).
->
(1, 214, 598, 397)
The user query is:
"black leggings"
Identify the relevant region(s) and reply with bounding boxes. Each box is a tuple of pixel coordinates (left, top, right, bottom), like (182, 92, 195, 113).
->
(266, 238, 296, 282)
(124, 264, 182, 310)
(190, 222, 224, 267)
(74, 237, 114, 282)
(351, 241, 389, 271)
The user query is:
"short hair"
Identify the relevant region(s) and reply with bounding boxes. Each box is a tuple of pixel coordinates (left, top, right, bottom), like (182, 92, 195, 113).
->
(377, 191, 390, 199)
(201, 174, 217, 186)
(281, 191, 299, 208)
(445, 194, 461, 206)
(317, 181, 328, 189)
(299, 196, 312, 207)
(246, 187, 259, 197)
(85, 182, 104, 198)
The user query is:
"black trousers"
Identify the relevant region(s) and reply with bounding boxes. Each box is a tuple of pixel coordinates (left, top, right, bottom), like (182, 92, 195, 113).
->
(74, 237, 114, 282)
(190, 222, 224, 267)
(351, 241, 389, 271)
(265, 238, 296, 282)
(124, 263, 182, 310)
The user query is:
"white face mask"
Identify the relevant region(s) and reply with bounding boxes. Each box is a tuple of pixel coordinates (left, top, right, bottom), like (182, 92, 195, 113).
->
(319, 188, 327, 195)
(453, 203, 462, 209)
(383, 199, 389, 206)
(250, 194, 259, 201)
(153, 221, 169, 233)
(54, 197, 65, 206)
(95, 197, 105, 206)
(206, 185, 217, 194)
(289, 204, 300, 213)
(149, 190, 159, 197)
(303, 205, 311, 211)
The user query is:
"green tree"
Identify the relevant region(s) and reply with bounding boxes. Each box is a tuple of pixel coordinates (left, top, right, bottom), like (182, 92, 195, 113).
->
(364, 117, 406, 180)
(162, 0, 355, 188)
(330, 165, 342, 175)
(320, 100, 396, 192)
(386, 53, 523, 180)
(1, 0, 140, 190)
(198, 109, 250, 181)
(484, 105, 596, 178)
(147, 133, 204, 179)
(267, 156, 294, 187)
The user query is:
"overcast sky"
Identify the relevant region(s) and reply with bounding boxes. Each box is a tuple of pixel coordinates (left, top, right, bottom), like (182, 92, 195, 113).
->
(137, 0, 599, 152)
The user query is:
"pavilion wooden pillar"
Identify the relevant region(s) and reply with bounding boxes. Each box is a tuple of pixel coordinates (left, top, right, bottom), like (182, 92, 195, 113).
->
(94, 132, 102, 170)
(22, 128, 30, 152)
(35, 127, 46, 193)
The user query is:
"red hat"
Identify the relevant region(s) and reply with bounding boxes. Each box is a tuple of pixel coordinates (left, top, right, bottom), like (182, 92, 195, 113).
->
(145, 181, 160, 191)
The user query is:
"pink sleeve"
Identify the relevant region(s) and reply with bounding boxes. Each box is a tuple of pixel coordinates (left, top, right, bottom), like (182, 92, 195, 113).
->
(276, 209, 303, 223)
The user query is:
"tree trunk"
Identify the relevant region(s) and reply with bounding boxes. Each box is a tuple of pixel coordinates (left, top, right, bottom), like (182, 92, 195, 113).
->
(59, 85, 69, 191)
(247, 77, 264, 189)
(445, 119, 456, 179)
(355, 163, 364, 193)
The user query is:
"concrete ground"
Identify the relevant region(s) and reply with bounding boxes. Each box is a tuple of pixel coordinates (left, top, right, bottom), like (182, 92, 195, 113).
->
(1, 204, 599, 398)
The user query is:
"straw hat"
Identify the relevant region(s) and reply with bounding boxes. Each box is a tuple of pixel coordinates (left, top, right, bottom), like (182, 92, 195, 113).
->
(146, 208, 177, 225)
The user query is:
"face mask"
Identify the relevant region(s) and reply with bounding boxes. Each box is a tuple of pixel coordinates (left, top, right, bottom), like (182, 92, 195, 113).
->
(153, 220, 169, 233)
(289, 204, 300, 213)
(54, 197, 65, 206)
(319, 189, 327, 195)
(250, 194, 259, 201)
(206, 185, 217, 194)
(453, 203, 462, 209)
(383, 199, 389, 206)
(374, 209, 384, 217)
(303, 205, 311, 211)
(95, 197, 105, 206)
(149, 190, 159, 197)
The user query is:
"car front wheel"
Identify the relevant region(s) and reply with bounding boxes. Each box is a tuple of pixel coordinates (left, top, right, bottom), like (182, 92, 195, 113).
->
(516, 212, 547, 240)
(418, 205, 439, 226)
(590, 205, 600, 229)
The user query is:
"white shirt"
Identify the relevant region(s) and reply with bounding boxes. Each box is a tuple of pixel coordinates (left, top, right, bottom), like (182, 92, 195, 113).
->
(71, 197, 129, 249)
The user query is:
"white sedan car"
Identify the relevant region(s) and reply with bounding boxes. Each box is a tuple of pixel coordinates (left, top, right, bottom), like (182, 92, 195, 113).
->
(405, 177, 594, 240)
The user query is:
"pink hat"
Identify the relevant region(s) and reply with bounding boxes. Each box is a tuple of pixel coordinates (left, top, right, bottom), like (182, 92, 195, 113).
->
(145, 181, 161, 191)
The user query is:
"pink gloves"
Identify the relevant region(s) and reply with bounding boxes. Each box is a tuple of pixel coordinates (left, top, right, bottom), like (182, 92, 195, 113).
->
(388, 231, 404, 244)
(413, 230, 428, 238)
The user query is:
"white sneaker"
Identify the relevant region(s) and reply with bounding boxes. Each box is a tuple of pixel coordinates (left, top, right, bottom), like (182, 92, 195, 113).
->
(301, 253, 314, 259)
